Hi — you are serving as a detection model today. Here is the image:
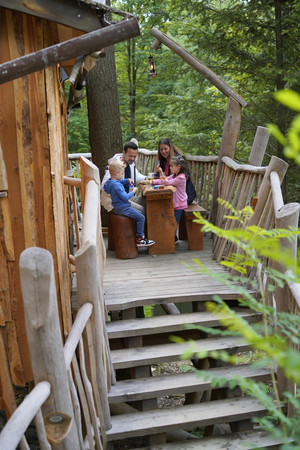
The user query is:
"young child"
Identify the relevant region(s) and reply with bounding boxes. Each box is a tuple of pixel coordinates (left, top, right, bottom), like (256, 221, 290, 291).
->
(103, 160, 155, 248)
(152, 155, 188, 244)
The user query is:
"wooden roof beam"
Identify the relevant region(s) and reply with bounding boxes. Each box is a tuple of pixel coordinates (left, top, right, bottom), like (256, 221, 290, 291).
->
(0, 0, 134, 32)
(0, 17, 140, 85)
(150, 27, 247, 108)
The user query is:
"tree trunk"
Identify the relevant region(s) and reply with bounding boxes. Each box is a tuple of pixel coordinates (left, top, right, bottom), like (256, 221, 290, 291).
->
(127, 39, 136, 136)
(86, 43, 123, 225)
(86, 45, 123, 179)
(274, 0, 287, 197)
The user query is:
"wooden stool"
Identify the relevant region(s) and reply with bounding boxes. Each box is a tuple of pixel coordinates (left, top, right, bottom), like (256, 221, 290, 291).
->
(108, 211, 138, 259)
(179, 204, 207, 250)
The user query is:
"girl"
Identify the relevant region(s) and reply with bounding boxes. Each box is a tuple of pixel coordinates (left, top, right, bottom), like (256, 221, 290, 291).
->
(156, 137, 197, 205)
(152, 155, 188, 244)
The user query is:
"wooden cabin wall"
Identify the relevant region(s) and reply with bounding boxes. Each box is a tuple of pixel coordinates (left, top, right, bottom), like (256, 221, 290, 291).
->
(0, 8, 71, 417)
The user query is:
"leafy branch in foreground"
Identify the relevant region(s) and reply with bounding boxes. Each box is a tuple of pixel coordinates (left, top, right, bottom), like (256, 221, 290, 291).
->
(179, 201, 300, 447)
(268, 90, 300, 165)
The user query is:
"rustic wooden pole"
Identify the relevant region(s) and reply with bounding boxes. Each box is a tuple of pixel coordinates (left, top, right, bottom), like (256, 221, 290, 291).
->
(211, 96, 242, 223)
(0, 17, 140, 85)
(19, 247, 80, 449)
(248, 126, 270, 166)
(248, 156, 288, 227)
(0, 381, 51, 450)
(273, 202, 300, 400)
(150, 27, 247, 107)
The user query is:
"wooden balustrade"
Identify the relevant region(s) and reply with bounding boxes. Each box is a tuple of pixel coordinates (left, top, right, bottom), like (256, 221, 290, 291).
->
(268, 169, 300, 403)
(1, 156, 113, 449)
(212, 156, 266, 262)
(74, 156, 115, 431)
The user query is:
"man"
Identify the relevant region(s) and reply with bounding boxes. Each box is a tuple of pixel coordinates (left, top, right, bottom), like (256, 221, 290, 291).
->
(101, 140, 147, 213)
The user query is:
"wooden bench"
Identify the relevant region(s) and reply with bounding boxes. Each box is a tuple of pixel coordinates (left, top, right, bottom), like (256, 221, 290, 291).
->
(108, 211, 138, 259)
(179, 204, 207, 250)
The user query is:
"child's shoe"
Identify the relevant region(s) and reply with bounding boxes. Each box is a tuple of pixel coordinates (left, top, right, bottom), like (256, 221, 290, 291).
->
(136, 236, 155, 247)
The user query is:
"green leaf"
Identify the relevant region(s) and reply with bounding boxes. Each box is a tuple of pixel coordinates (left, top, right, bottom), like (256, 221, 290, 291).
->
(274, 90, 300, 112)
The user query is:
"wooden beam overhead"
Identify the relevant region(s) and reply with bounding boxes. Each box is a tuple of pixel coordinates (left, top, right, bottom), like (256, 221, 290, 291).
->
(150, 27, 247, 108)
(0, 17, 140, 85)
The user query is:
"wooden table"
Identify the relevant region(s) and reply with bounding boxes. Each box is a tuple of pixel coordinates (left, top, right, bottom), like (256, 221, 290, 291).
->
(140, 184, 177, 255)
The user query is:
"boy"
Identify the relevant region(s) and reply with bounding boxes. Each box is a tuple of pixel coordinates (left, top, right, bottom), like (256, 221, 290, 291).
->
(103, 160, 155, 248)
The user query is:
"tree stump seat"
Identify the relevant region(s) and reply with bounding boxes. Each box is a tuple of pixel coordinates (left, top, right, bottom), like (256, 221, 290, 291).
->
(108, 211, 138, 259)
(179, 204, 207, 250)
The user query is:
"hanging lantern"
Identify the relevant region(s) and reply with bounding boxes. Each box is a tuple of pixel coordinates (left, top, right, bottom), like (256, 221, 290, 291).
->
(148, 55, 157, 78)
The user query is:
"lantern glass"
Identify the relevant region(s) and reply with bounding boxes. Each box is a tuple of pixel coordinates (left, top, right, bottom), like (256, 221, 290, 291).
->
(148, 55, 157, 77)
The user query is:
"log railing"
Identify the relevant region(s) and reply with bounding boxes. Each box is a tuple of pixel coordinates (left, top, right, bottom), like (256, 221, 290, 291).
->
(213, 156, 267, 262)
(0, 247, 104, 449)
(266, 164, 300, 404)
(1, 156, 114, 449)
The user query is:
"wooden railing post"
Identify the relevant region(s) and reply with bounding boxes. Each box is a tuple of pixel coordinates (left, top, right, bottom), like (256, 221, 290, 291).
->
(76, 156, 113, 431)
(248, 156, 288, 228)
(211, 96, 242, 223)
(19, 247, 80, 449)
(248, 126, 270, 166)
(273, 202, 300, 400)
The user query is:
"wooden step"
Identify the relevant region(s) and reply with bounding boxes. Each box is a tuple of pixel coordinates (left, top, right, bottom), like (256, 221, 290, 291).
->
(105, 288, 258, 311)
(111, 336, 250, 369)
(106, 396, 273, 441)
(108, 364, 271, 403)
(107, 308, 260, 339)
(138, 430, 287, 449)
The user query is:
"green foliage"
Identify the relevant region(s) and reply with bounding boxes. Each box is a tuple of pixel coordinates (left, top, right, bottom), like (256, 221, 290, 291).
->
(65, 83, 90, 154)
(180, 199, 300, 446)
(268, 90, 300, 165)
(113, 0, 300, 201)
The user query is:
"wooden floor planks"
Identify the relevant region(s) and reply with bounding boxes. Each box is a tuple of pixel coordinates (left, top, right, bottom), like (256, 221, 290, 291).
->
(104, 236, 256, 311)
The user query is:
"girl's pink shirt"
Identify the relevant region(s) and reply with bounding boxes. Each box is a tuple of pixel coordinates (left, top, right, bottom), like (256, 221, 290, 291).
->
(153, 173, 188, 210)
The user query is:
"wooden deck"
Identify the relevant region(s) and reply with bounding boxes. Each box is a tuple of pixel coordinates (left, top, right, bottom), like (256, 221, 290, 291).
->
(104, 234, 251, 311)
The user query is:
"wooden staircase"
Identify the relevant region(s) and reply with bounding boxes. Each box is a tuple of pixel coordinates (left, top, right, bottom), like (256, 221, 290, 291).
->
(104, 295, 279, 449)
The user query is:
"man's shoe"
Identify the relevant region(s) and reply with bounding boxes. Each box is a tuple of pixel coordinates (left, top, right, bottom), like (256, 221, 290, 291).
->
(136, 236, 155, 247)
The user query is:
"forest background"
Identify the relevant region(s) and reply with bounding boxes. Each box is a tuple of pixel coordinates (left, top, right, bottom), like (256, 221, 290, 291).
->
(67, 0, 300, 204)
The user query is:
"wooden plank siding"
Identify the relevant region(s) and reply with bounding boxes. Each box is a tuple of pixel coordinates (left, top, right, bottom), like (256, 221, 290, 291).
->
(0, 8, 71, 416)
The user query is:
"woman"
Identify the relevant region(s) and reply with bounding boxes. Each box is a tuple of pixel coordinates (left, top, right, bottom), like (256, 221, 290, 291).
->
(156, 138, 197, 204)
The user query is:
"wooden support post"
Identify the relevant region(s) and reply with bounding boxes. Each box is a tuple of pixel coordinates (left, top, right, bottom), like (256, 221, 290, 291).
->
(248, 126, 270, 166)
(19, 247, 80, 449)
(211, 96, 242, 223)
(0, 18, 140, 85)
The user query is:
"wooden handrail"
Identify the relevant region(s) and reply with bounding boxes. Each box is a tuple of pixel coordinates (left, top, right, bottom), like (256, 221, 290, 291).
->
(0, 381, 51, 450)
(63, 175, 81, 188)
(221, 156, 266, 174)
(64, 303, 93, 368)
